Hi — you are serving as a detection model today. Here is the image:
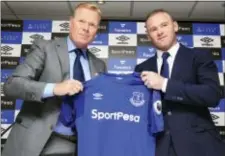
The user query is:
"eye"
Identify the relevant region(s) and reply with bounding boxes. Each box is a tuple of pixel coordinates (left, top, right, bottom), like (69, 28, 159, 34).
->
(162, 22, 168, 27)
(89, 23, 97, 28)
(79, 19, 85, 23)
(150, 27, 157, 32)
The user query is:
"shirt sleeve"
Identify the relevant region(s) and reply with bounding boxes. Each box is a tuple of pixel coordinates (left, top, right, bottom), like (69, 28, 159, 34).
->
(42, 83, 55, 98)
(162, 78, 168, 93)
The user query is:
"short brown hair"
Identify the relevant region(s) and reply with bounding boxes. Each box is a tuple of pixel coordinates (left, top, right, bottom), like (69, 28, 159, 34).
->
(145, 9, 175, 22)
(72, 2, 102, 18)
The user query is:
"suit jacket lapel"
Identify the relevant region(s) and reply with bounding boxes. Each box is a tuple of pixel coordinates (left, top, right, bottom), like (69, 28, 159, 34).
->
(55, 38, 70, 80)
(87, 50, 98, 78)
(150, 55, 158, 73)
(170, 44, 186, 80)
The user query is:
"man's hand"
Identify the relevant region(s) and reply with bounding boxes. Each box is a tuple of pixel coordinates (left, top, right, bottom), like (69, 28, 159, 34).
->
(141, 71, 165, 90)
(53, 79, 83, 96)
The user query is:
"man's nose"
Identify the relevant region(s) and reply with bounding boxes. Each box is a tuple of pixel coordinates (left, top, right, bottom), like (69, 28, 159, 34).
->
(83, 23, 89, 32)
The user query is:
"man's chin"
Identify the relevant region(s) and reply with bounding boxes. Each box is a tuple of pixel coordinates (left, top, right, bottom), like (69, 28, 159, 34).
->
(156, 44, 169, 51)
(76, 41, 89, 48)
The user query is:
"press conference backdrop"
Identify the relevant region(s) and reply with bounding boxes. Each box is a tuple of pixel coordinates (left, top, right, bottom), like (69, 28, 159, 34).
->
(1, 20, 225, 147)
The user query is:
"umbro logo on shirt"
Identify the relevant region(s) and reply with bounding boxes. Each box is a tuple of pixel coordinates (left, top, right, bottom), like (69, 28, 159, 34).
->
(93, 93, 103, 100)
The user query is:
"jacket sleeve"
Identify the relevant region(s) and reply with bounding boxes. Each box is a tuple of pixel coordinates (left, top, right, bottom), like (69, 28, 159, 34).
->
(3, 40, 48, 102)
(165, 50, 222, 107)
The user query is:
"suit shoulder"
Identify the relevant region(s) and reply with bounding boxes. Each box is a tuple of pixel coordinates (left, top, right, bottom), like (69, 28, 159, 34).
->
(135, 56, 155, 72)
(88, 51, 106, 66)
(180, 45, 214, 66)
(181, 45, 210, 57)
(191, 47, 213, 62)
(32, 38, 54, 49)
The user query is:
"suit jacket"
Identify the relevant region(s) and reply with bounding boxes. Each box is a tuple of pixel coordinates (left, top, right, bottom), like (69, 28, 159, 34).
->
(135, 44, 225, 156)
(2, 37, 106, 156)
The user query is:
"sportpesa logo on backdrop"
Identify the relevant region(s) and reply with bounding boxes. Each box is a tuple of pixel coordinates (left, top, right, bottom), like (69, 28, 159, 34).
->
(195, 48, 222, 60)
(98, 21, 108, 33)
(1, 20, 23, 32)
(137, 34, 151, 46)
(210, 48, 222, 60)
(177, 22, 192, 34)
(1, 97, 15, 110)
(109, 46, 136, 58)
(1, 57, 20, 69)
(221, 36, 225, 47)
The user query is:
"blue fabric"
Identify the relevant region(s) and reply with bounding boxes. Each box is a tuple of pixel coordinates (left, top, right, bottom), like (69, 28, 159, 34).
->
(59, 73, 164, 156)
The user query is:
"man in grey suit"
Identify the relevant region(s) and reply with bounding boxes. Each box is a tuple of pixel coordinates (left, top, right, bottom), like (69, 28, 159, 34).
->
(2, 2, 106, 156)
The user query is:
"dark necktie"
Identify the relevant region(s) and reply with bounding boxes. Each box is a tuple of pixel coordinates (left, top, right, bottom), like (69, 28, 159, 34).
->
(160, 52, 170, 102)
(73, 48, 85, 82)
(160, 52, 170, 78)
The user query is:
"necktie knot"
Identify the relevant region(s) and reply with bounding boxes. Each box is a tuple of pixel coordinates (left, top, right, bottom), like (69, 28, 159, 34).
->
(162, 52, 170, 61)
(74, 48, 83, 58)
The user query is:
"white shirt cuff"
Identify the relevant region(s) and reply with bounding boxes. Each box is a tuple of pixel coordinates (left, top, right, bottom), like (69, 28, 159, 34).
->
(42, 83, 56, 98)
(162, 78, 168, 93)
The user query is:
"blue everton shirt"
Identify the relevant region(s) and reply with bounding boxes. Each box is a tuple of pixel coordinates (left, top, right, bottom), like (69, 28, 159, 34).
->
(60, 72, 164, 156)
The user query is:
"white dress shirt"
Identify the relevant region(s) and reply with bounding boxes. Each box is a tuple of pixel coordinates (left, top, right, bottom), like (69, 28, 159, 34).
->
(156, 42, 180, 92)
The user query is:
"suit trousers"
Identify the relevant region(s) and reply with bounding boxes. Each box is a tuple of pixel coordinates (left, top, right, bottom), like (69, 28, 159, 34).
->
(40, 132, 76, 156)
(168, 137, 177, 156)
(156, 111, 178, 156)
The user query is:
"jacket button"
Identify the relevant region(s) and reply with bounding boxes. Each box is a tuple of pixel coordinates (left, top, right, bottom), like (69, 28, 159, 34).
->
(167, 111, 172, 116)
(165, 130, 170, 135)
(50, 125, 54, 130)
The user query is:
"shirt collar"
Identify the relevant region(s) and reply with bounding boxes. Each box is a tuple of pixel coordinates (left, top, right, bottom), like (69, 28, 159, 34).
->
(156, 42, 180, 59)
(67, 36, 88, 59)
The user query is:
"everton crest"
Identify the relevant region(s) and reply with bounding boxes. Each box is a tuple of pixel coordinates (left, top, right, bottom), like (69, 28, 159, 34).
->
(129, 92, 145, 107)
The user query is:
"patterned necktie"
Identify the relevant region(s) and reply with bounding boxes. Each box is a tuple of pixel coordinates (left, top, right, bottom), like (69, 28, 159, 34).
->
(73, 48, 85, 82)
(160, 52, 170, 78)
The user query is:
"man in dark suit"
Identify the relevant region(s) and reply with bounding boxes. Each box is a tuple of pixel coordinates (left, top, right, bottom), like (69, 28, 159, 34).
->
(135, 9, 225, 156)
(2, 2, 106, 156)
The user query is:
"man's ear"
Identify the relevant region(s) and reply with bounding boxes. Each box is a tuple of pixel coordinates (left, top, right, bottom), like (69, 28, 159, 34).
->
(174, 21, 179, 33)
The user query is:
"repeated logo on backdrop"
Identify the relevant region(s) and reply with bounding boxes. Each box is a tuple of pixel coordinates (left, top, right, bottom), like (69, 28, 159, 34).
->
(1, 20, 225, 143)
